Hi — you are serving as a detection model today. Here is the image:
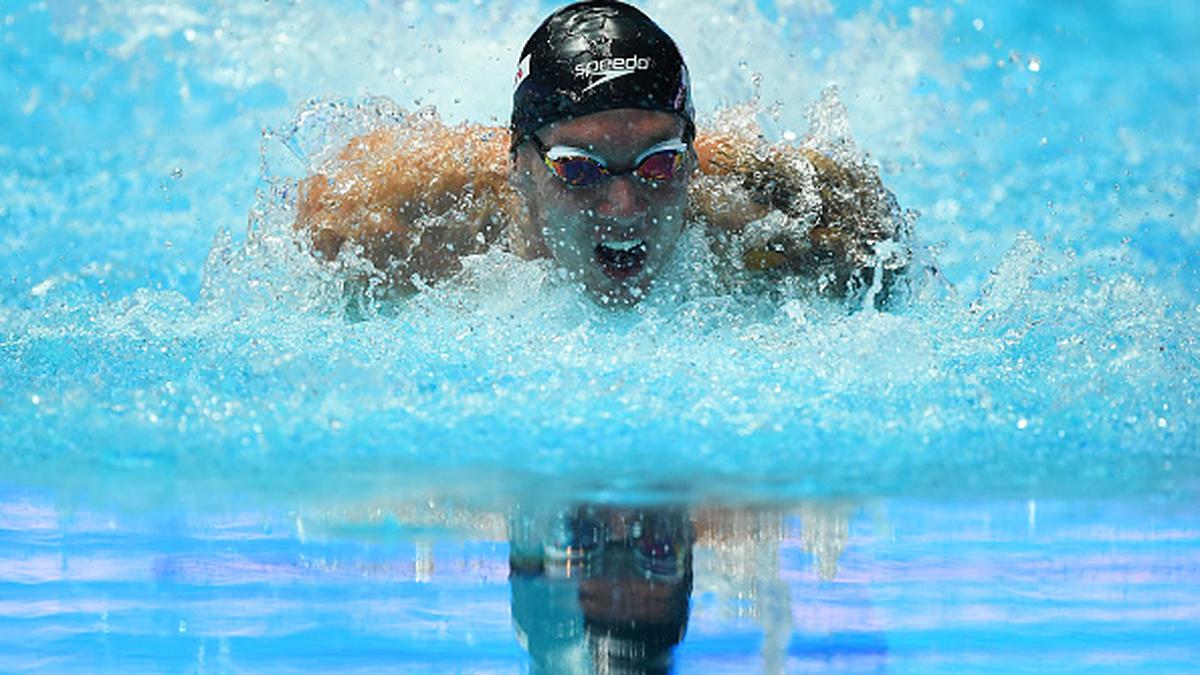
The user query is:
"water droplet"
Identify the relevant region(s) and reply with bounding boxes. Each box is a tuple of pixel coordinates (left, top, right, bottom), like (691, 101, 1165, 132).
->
(1027, 56, 1041, 72)
(170, 167, 183, 179)
(972, 18, 983, 31)
(1016, 418, 1029, 430)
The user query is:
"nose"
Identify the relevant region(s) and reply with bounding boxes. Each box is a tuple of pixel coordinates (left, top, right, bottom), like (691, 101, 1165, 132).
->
(594, 176, 647, 220)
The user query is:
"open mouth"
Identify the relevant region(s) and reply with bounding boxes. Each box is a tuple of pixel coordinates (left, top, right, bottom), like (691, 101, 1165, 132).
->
(595, 239, 648, 280)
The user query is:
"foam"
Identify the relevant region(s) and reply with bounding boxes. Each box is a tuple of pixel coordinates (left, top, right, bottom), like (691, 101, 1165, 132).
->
(1, 1, 1196, 509)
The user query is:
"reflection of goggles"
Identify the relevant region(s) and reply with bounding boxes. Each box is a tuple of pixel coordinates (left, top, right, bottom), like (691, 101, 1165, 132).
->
(543, 509, 690, 580)
(528, 134, 689, 188)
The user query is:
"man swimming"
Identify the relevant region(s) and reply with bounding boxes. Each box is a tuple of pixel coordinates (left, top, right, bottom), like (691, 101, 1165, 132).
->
(295, 0, 911, 306)
(509, 502, 694, 672)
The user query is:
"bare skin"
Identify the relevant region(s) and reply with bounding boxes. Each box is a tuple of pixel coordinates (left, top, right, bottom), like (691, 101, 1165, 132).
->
(295, 109, 908, 301)
(509, 110, 693, 303)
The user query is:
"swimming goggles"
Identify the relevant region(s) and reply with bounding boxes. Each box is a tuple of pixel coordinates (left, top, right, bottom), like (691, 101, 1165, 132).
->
(543, 508, 690, 581)
(528, 134, 689, 188)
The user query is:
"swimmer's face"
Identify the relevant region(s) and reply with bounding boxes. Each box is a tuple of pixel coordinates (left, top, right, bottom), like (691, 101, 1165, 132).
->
(512, 109, 693, 305)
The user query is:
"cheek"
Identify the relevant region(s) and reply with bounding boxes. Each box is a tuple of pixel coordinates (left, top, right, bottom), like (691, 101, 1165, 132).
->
(539, 212, 590, 260)
(650, 192, 688, 231)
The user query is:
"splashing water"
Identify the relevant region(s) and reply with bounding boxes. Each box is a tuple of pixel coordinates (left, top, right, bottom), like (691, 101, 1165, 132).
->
(1, 0, 1197, 512)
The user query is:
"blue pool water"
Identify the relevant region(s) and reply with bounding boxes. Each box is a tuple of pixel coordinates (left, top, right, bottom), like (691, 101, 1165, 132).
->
(1, 0, 1198, 671)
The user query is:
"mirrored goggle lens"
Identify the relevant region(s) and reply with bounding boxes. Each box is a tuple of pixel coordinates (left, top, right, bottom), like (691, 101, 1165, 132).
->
(634, 149, 684, 182)
(633, 531, 682, 577)
(545, 147, 684, 187)
(545, 515, 604, 561)
(547, 156, 609, 187)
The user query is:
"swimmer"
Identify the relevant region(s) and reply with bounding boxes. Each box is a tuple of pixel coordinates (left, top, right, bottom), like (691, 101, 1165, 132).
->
(296, 0, 911, 306)
(509, 503, 694, 672)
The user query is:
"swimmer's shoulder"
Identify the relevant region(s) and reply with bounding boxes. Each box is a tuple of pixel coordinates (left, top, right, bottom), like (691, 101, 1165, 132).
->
(689, 125, 916, 302)
(295, 117, 519, 288)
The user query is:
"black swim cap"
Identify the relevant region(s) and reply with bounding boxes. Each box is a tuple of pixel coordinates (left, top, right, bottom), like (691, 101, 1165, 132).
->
(510, 1, 694, 149)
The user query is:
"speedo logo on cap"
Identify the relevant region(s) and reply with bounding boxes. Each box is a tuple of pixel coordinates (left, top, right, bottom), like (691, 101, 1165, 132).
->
(575, 55, 652, 93)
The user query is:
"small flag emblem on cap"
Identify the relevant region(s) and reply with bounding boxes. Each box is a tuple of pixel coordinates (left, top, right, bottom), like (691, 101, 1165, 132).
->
(514, 54, 531, 91)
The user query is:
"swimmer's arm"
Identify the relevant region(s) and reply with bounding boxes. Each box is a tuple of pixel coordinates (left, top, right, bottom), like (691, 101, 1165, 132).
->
(689, 131, 773, 231)
(294, 122, 518, 286)
(690, 131, 910, 294)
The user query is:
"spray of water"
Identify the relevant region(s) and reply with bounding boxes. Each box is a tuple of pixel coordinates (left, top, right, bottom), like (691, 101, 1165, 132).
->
(1, 1, 1196, 510)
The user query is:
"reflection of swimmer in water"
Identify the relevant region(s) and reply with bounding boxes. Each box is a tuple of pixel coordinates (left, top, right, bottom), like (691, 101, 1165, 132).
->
(295, 0, 912, 306)
(509, 504, 694, 673)
(505, 502, 856, 672)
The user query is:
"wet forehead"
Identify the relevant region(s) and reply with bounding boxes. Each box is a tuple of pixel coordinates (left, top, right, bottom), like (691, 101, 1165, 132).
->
(540, 109, 684, 159)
